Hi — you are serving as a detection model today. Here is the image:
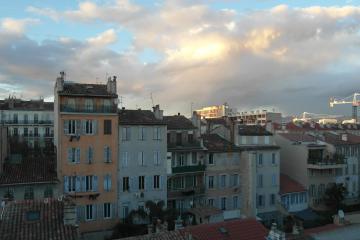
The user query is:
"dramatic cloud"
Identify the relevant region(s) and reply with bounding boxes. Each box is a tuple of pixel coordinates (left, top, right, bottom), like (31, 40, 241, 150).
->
(1, 18, 39, 34)
(2, 2, 360, 116)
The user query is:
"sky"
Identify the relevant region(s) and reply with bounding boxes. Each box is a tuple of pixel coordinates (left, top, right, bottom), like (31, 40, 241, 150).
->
(0, 0, 360, 117)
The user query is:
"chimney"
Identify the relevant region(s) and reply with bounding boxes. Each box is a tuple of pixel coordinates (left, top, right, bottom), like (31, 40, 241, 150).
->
(56, 71, 65, 92)
(7, 96, 15, 109)
(177, 112, 180, 116)
(341, 134, 348, 141)
(107, 75, 117, 94)
(153, 104, 163, 120)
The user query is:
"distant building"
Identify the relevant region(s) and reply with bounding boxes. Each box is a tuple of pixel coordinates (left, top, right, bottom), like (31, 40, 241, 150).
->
(195, 104, 235, 119)
(0, 97, 54, 149)
(0, 126, 8, 175)
(0, 155, 58, 201)
(0, 198, 78, 240)
(54, 73, 119, 233)
(231, 110, 282, 125)
(118, 106, 167, 221)
(164, 113, 206, 213)
(280, 174, 308, 213)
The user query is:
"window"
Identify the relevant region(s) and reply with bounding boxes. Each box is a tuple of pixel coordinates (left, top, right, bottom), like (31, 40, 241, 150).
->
(45, 127, 50, 136)
(257, 195, 265, 208)
(103, 99, 111, 112)
(123, 177, 129, 191)
(67, 148, 80, 163)
(84, 120, 94, 134)
(270, 194, 276, 205)
(139, 127, 146, 140)
(87, 147, 94, 164)
(176, 133, 182, 145)
(220, 175, 227, 188)
(104, 146, 111, 163)
(178, 154, 186, 166)
(34, 113, 38, 123)
(24, 128, 28, 136)
(104, 174, 112, 192)
(13, 113, 18, 123)
(208, 176, 214, 189)
(86, 205, 94, 221)
(122, 152, 129, 168)
(154, 151, 160, 165)
(138, 151, 145, 166)
(233, 196, 238, 209)
(257, 153, 263, 166)
(24, 187, 34, 200)
(104, 120, 112, 135)
(192, 152, 197, 164)
(86, 175, 93, 191)
(122, 127, 130, 141)
(67, 98, 76, 111)
(139, 176, 145, 190)
(208, 153, 214, 165)
(208, 198, 214, 207)
(232, 174, 239, 187)
(188, 133, 193, 143)
(309, 184, 315, 197)
(257, 174, 263, 188)
(272, 153, 276, 165)
(64, 120, 76, 135)
(44, 186, 53, 198)
(353, 164, 356, 175)
(34, 127, 38, 137)
(66, 176, 76, 192)
(13, 128, 18, 136)
(153, 127, 161, 140)
(104, 203, 111, 219)
(221, 197, 226, 210)
(271, 174, 277, 186)
(85, 99, 94, 112)
(24, 114, 28, 123)
(122, 205, 129, 219)
(153, 175, 160, 189)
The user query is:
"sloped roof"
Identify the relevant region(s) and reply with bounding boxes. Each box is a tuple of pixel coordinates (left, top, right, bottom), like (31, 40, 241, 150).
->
(119, 109, 166, 125)
(118, 230, 185, 240)
(202, 134, 240, 152)
(321, 132, 360, 146)
(163, 115, 197, 130)
(59, 83, 117, 97)
(238, 125, 272, 136)
(280, 174, 306, 194)
(278, 133, 317, 142)
(0, 155, 58, 185)
(0, 199, 78, 240)
(0, 99, 53, 111)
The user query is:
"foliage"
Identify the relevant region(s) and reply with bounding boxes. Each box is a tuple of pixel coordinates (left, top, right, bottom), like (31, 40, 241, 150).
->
(323, 183, 347, 211)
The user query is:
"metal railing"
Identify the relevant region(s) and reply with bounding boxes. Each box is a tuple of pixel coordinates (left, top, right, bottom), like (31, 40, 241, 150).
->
(60, 104, 117, 113)
(0, 120, 53, 124)
(172, 164, 206, 174)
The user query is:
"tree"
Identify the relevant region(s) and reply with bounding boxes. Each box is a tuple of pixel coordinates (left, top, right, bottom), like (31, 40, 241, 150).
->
(324, 183, 347, 210)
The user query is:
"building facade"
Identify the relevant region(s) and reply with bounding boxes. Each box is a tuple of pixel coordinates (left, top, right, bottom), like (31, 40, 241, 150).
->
(0, 126, 8, 175)
(231, 110, 282, 125)
(0, 97, 54, 149)
(164, 114, 206, 213)
(118, 106, 167, 221)
(54, 73, 119, 233)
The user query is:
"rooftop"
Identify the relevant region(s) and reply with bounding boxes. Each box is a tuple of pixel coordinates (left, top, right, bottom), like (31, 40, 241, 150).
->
(0, 155, 57, 185)
(187, 206, 222, 219)
(238, 125, 272, 136)
(278, 133, 318, 142)
(119, 109, 165, 125)
(163, 115, 197, 130)
(280, 174, 306, 194)
(0, 98, 53, 111)
(59, 82, 117, 98)
(0, 198, 78, 240)
(202, 134, 240, 152)
(321, 132, 360, 146)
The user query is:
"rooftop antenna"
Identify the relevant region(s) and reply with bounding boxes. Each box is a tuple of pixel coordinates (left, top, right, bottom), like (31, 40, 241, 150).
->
(190, 102, 194, 115)
(119, 96, 124, 108)
(150, 92, 154, 107)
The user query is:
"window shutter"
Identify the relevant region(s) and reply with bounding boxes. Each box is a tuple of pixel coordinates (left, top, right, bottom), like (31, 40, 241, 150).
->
(108, 174, 112, 191)
(81, 176, 86, 192)
(119, 178, 123, 193)
(64, 120, 69, 134)
(75, 176, 81, 192)
(111, 203, 116, 218)
(160, 175, 164, 190)
(97, 203, 103, 220)
(93, 120, 97, 135)
(64, 176, 69, 193)
(146, 176, 152, 191)
(93, 204, 97, 220)
(103, 175, 108, 191)
(93, 176, 98, 192)
(82, 120, 86, 134)
(76, 148, 80, 163)
(103, 147, 107, 162)
(205, 175, 209, 189)
(133, 176, 138, 192)
(67, 148, 72, 162)
(76, 120, 81, 134)
(138, 152, 142, 166)
(109, 148, 112, 163)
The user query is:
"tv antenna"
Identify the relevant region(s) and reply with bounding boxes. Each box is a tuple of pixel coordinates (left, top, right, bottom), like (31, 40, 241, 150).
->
(150, 92, 154, 107)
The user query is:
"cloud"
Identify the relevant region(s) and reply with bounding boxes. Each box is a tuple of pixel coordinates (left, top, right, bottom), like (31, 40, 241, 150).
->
(1, 18, 39, 34)
(3, 3, 360, 116)
(87, 29, 117, 46)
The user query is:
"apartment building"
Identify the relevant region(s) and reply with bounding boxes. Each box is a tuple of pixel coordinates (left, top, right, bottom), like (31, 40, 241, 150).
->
(0, 126, 8, 174)
(118, 106, 167, 221)
(280, 174, 308, 213)
(54, 73, 119, 233)
(234, 125, 282, 227)
(202, 134, 242, 218)
(0, 97, 54, 149)
(275, 133, 346, 208)
(195, 104, 235, 119)
(164, 114, 206, 213)
(231, 110, 282, 125)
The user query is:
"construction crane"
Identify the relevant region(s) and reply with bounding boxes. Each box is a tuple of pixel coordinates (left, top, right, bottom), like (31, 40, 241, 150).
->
(330, 93, 360, 123)
(293, 112, 342, 123)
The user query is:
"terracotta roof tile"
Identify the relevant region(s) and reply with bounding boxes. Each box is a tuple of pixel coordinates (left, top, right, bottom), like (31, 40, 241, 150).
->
(280, 174, 306, 194)
(238, 125, 272, 136)
(202, 134, 240, 152)
(119, 109, 165, 125)
(0, 99, 53, 111)
(163, 115, 197, 130)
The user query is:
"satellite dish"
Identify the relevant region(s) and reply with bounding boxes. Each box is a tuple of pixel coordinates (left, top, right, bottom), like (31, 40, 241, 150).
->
(338, 210, 345, 219)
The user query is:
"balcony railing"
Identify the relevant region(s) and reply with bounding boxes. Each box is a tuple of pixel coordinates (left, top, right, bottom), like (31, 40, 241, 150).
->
(168, 184, 205, 199)
(172, 164, 206, 174)
(167, 141, 202, 150)
(308, 157, 346, 169)
(60, 104, 117, 113)
(0, 120, 53, 124)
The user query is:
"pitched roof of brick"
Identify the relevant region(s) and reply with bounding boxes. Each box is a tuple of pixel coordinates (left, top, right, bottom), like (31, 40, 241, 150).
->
(118, 230, 185, 240)
(0, 99, 53, 111)
(202, 134, 240, 152)
(59, 83, 117, 97)
(119, 109, 166, 125)
(280, 174, 306, 194)
(181, 218, 268, 240)
(163, 115, 197, 130)
(0, 155, 58, 185)
(238, 125, 272, 136)
(321, 132, 360, 146)
(0, 199, 78, 240)
(278, 133, 317, 142)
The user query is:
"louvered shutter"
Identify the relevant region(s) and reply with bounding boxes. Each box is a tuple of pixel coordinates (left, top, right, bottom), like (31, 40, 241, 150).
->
(64, 120, 69, 134)
(76, 148, 80, 163)
(82, 120, 86, 134)
(146, 176, 152, 191)
(93, 120, 97, 135)
(75, 120, 81, 134)
(64, 176, 69, 193)
(160, 175, 164, 190)
(97, 203, 104, 220)
(93, 175, 98, 192)
(133, 176, 138, 192)
(81, 176, 86, 192)
(75, 176, 81, 192)
(67, 148, 72, 163)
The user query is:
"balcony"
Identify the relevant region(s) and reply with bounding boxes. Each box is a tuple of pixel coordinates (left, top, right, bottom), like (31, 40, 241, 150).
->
(168, 184, 205, 199)
(307, 156, 346, 169)
(60, 104, 117, 113)
(0, 120, 53, 125)
(167, 141, 203, 151)
(172, 164, 206, 174)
